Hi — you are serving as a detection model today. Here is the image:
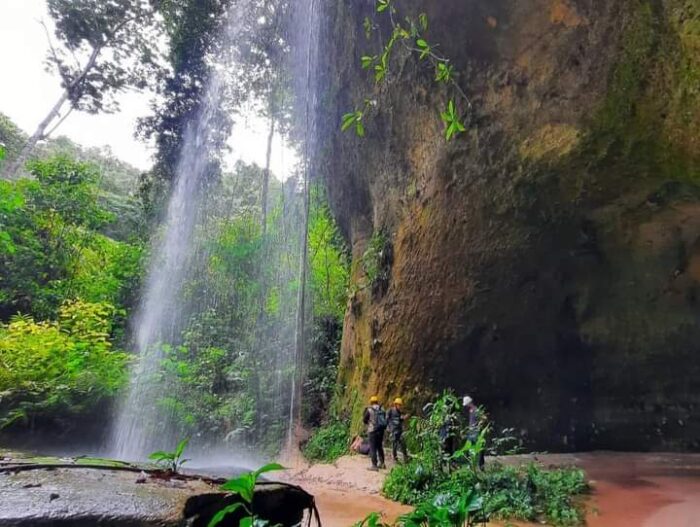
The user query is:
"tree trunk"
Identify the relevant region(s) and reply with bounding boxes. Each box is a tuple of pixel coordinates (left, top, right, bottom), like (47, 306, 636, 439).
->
(3, 46, 101, 179)
(261, 115, 275, 234)
(3, 92, 69, 179)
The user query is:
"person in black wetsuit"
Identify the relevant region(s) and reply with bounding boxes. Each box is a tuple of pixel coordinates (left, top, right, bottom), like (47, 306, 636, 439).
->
(387, 397, 409, 464)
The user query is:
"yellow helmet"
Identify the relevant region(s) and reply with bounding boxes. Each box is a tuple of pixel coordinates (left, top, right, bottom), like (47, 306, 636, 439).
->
(394, 397, 403, 405)
(370, 395, 379, 404)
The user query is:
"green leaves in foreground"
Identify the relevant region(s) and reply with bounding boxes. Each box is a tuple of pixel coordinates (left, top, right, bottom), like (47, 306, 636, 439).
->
(441, 100, 466, 141)
(208, 463, 285, 527)
(0, 143, 6, 161)
(341, 110, 365, 137)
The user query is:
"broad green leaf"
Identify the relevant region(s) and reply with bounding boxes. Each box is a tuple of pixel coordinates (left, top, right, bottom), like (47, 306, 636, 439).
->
(253, 462, 285, 479)
(361, 56, 376, 69)
(207, 503, 245, 527)
(220, 476, 254, 503)
(240, 517, 253, 527)
(435, 62, 453, 83)
(363, 17, 373, 39)
(356, 121, 366, 137)
(175, 437, 189, 458)
(341, 113, 358, 131)
(377, 0, 390, 13)
(374, 64, 386, 83)
(148, 451, 173, 461)
(416, 39, 428, 49)
(418, 13, 429, 31)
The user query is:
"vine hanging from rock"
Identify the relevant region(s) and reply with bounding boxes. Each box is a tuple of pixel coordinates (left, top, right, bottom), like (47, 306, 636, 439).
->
(341, 0, 471, 141)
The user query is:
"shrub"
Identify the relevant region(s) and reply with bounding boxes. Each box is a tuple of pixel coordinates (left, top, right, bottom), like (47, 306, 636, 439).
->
(384, 461, 588, 526)
(383, 461, 440, 504)
(0, 300, 129, 428)
(302, 420, 350, 463)
(380, 392, 589, 526)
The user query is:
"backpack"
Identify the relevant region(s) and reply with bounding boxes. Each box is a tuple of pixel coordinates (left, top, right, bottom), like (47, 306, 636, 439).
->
(370, 405, 388, 432)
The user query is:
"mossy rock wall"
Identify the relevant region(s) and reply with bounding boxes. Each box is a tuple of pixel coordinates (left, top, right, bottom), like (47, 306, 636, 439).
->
(315, 0, 700, 450)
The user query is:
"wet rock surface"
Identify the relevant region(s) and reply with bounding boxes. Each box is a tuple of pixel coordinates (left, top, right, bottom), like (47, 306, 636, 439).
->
(0, 453, 314, 527)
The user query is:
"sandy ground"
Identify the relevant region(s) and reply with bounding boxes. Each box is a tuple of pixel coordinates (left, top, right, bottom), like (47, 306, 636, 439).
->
(282, 452, 700, 527)
(282, 455, 411, 527)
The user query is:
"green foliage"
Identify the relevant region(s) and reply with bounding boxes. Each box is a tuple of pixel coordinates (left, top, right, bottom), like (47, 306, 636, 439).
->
(383, 461, 441, 504)
(46, 0, 164, 115)
(355, 489, 483, 527)
(341, 110, 366, 137)
(441, 100, 466, 141)
(0, 300, 128, 428)
(209, 463, 285, 527)
(0, 155, 142, 322)
(308, 188, 349, 319)
(149, 173, 348, 453)
(380, 393, 588, 526)
(385, 463, 587, 526)
(0, 153, 142, 431)
(343, 3, 470, 141)
(302, 420, 350, 463)
(148, 438, 190, 473)
(362, 231, 390, 288)
(353, 512, 388, 527)
(302, 316, 343, 427)
(399, 490, 482, 527)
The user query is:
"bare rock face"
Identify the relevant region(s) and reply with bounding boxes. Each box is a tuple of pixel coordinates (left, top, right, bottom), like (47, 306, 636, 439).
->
(316, 0, 700, 450)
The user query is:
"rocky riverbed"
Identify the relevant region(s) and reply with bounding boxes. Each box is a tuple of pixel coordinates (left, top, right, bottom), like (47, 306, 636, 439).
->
(0, 451, 314, 527)
(3, 450, 699, 526)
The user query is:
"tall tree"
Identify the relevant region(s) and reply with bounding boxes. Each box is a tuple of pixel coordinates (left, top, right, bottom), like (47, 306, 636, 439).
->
(3, 0, 164, 179)
(139, 0, 235, 185)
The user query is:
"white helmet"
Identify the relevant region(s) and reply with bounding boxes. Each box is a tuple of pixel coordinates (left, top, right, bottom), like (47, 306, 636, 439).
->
(462, 395, 473, 407)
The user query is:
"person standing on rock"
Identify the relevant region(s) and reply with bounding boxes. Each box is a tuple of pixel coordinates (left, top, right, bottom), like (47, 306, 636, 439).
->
(388, 397, 409, 464)
(363, 395, 387, 471)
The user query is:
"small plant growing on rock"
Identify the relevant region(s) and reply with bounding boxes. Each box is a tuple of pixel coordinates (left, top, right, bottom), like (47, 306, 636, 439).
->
(148, 437, 190, 473)
(343, 1, 471, 142)
(361, 231, 392, 298)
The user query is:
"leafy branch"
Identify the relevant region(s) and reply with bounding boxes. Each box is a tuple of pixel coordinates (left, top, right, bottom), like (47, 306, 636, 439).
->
(342, 0, 471, 141)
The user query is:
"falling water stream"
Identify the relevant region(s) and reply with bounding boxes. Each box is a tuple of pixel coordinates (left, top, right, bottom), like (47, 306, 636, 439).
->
(109, 72, 228, 459)
(109, 0, 320, 461)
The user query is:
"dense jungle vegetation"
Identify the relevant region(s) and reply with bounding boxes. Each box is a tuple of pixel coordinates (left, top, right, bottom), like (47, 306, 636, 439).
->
(0, 110, 348, 451)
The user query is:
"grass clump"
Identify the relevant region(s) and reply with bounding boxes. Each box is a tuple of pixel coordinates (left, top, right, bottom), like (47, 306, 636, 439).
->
(302, 420, 350, 463)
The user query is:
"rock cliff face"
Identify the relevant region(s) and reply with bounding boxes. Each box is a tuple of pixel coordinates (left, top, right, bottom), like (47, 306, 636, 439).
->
(315, 0, 700, 450)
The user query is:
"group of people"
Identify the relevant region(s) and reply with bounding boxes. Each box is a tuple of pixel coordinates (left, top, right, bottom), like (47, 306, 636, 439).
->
(361, 396, 408, 471)
(357, 394, 482, 471)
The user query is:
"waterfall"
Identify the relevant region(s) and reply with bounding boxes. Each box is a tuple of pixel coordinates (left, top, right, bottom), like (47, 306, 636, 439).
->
(287, 0, 319, 454)
(109, 72, 228, 459)
(108, 0, 321, 462)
